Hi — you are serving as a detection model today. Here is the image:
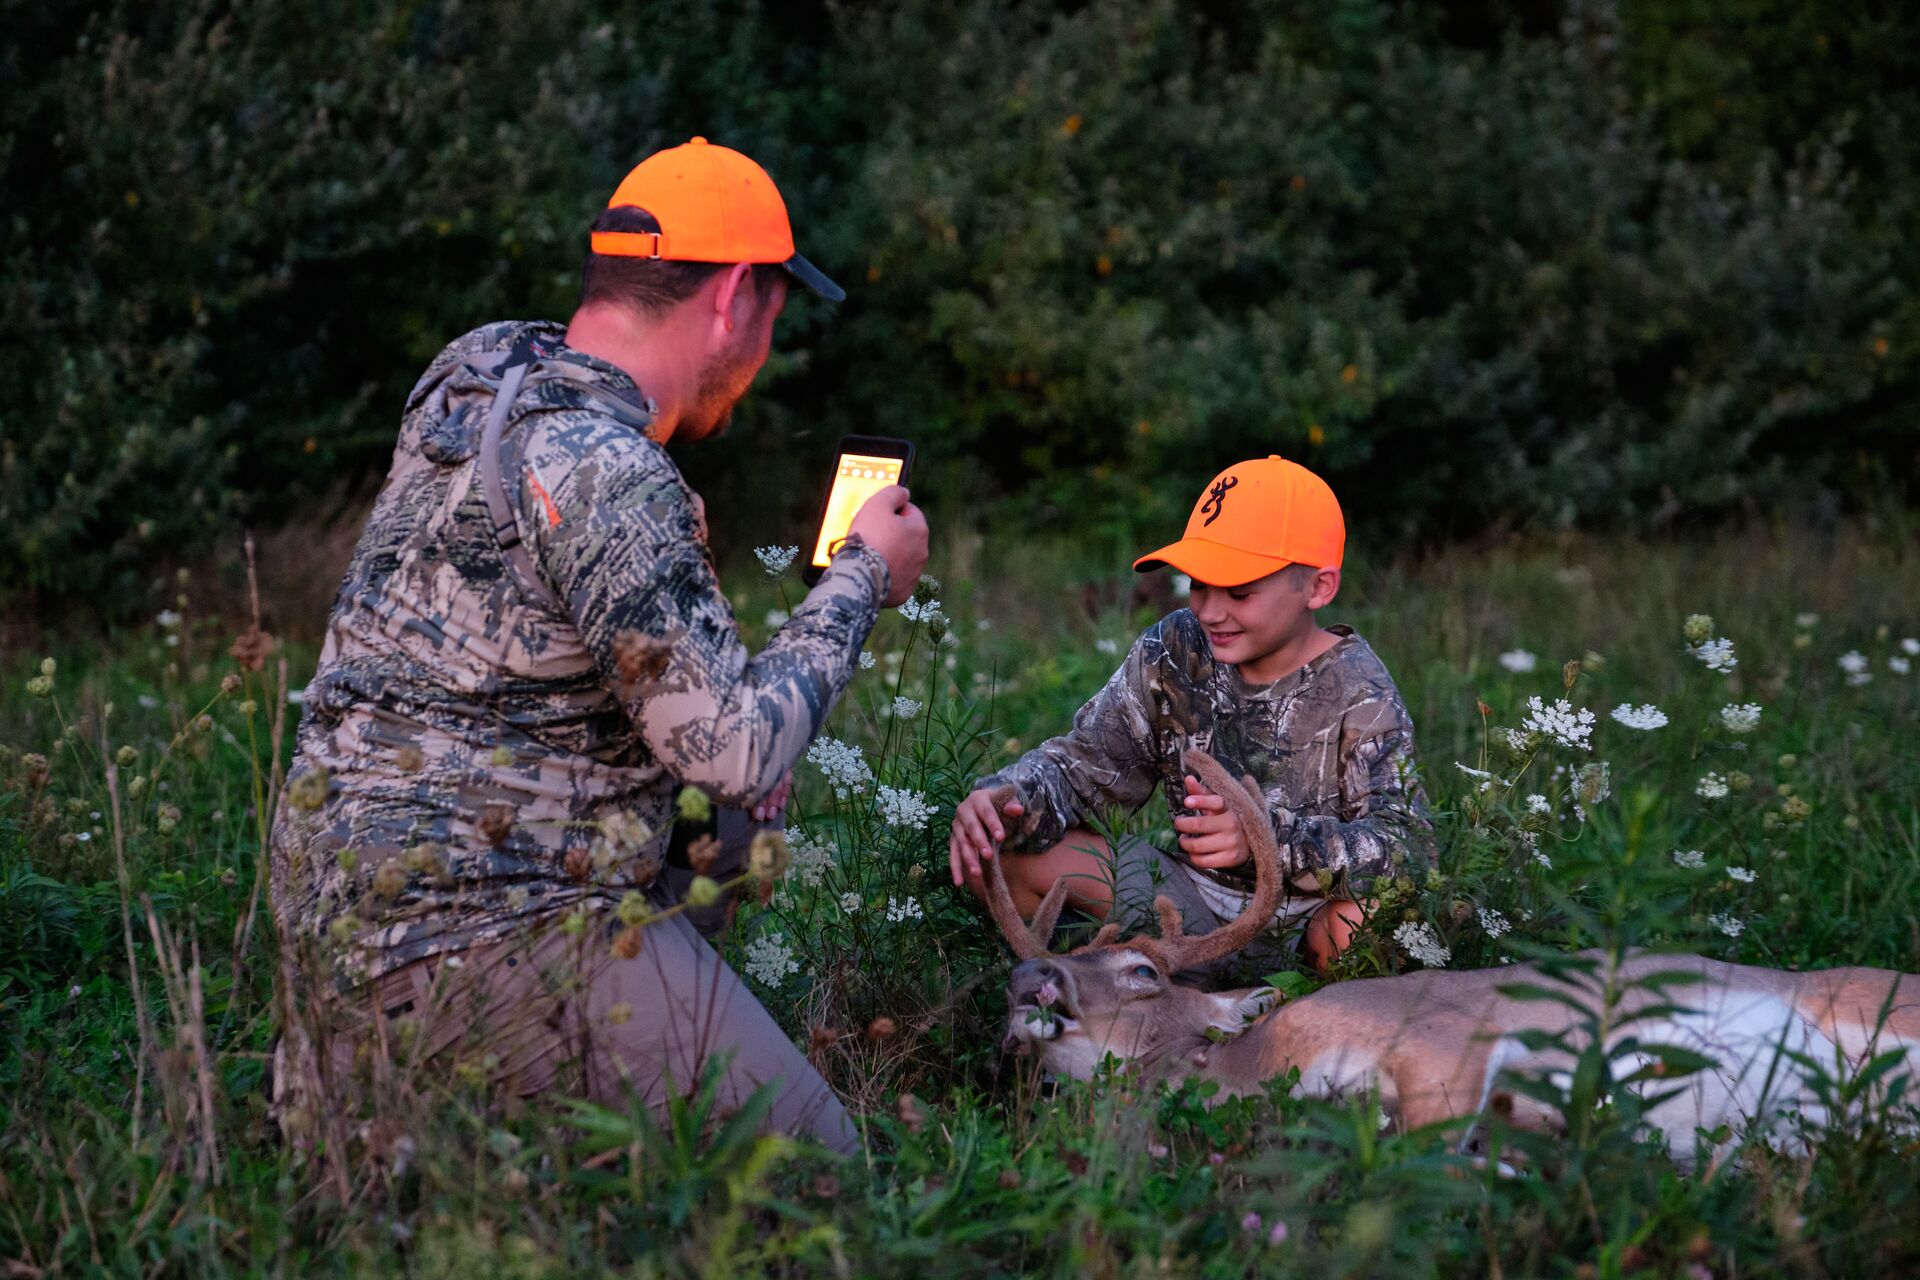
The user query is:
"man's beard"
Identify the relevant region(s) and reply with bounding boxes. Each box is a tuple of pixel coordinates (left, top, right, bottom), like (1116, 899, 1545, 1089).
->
(682, 339, 759, 441)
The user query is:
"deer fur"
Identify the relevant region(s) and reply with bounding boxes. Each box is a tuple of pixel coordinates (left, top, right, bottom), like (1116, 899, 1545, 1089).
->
(995, 750, 1919, 1167)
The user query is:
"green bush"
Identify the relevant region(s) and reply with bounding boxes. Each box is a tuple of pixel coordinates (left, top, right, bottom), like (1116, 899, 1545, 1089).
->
(3, 0, 1916, 607)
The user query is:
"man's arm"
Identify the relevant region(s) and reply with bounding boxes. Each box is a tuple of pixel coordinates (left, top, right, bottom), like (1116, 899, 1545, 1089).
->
(530, 423, 889, 807)
(972, 637, 1161, 852)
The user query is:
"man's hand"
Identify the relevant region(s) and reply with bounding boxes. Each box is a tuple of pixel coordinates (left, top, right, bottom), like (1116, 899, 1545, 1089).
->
(750, 771, 792, 823)
(847, 485, 929, 608)
(949, 784, 1025, 886)
(1172, 773, 1253, 870)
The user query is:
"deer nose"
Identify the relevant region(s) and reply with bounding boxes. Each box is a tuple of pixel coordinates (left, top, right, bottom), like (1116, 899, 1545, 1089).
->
(1009, 957, 1058, 1000)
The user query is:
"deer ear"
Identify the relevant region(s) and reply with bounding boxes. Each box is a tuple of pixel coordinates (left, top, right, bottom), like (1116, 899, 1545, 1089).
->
(1204, 987, 1277, 1034)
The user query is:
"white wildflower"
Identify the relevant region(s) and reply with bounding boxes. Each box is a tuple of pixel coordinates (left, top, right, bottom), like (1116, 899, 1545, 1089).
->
(839, 891, 861, 913)
(1692, 637, 1738, 673)
(885, 894, 924, 924)
(288, 689, 306, 705)
(1610, 703, 1668, 731)
(1531, 849, 1554, 870)
(754, 545, 799, 576)
(1838, 650, 1870, 676)
(1393, 920, 1450, 968)
(806, 737, 874, 798)
(156, 609, 182, 630)
(1477, 907, 1511, 939)
(876, 784, 937, 830)
(1454, 761, 1506, 793)
(1672, 849, 1706, 869)
(1719, 703, 1762, 733)
(76, 831, 92, 843)
(1695, 773, 1729, 799)
(1727, 866, 1756, 884)
(1890, 656, 1912, 676)
(1901, 637, 1919, 656)
(1709, 912, 1745, 938)
(891, 696, 923, 719)
(1795, 612, 1819, 629)
(859, 650, 877, 670)
(68, 984, 82, 998)
(137, 694, 160, 709)
(1525, 793, 1551, 815)
(744, 933, 801, 987)
(784, 827, 837, 887)
(897, 598, 943, 624)
(1522, 696, 1596, 752)
(1497, 649, 1537, 674)
(1095, 637, 1120, 656)
(1171, 573, 1192, 595)
(763, 608, 790, 629)
(1502, 727, 1530, 753)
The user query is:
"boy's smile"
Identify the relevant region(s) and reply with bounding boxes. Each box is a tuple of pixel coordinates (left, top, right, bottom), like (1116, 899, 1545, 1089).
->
(1189, 564, 1342, 684)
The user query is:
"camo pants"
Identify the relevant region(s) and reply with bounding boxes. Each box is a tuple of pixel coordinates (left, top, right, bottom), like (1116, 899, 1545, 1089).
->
(280, 810, 857, 1154)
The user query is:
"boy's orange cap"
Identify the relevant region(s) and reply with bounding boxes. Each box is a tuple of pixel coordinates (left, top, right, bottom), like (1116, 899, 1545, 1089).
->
(592, 136, 844, 301)
(1133, 456, 1345, 587)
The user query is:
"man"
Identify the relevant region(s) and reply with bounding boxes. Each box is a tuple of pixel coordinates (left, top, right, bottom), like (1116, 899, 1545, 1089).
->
(270, 138, 927, 1153)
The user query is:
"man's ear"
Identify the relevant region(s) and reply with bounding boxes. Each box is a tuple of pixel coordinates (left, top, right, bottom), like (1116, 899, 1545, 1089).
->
(709, 262, 755, 341)
(1309, 567, 1341, 610)
(1204, 987, 1277, 1034)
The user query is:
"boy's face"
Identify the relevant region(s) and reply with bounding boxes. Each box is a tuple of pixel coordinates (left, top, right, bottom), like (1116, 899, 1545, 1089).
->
(1187, 565, 1340, 669)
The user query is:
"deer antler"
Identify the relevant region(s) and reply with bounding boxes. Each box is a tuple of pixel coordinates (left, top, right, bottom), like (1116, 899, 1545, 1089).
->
(982, 790, 1070, 959)
(1123, 748, 1284, 975)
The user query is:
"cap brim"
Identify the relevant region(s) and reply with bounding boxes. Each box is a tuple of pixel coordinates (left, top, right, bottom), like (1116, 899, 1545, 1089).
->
(1132, 538, 1297, 588)
(782, 252, 845, 303)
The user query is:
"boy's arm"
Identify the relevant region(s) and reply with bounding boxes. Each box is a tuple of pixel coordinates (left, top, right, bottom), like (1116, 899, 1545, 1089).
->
(1279, 697, 1434, 892)
(973, 641, 1160, 851)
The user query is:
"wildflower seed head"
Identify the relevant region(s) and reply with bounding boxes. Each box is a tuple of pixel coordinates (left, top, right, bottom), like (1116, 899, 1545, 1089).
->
(115, 745, 138, 767)
(868, 1016, 898, 1041)
(287, 768, 330, 811)
(912, 574, 941, 605)
(477, 802, 516, 848)
(20, 753, 49, 788)
(563, 847, 593, 881)
(686, 875, 722, 908)
(156, 804, 182, 834)
(327, 914, 362, 945)
(687, 832, 721, 875)
(25, 676, 52, 698)
(127, 774, 146, 797)
(1720, 703, 1763, 734)
(559, 910, 586, 936)
(607, 1001, 633, 1025)
(488, 745, 514, 767)
(396, 744, 425, 772)
(1575, 761, 1611, 807)
(610, 925, 645, 960)
(675, 785, 713, 824)
(371, 861, 409, 899)
(753, 544, 799, 577)
(617, 890, 652, 927)
(1777, 753, 1798, 769)
(927, 612, 950, 644)
(220, 673, 243, 696)
(747, 829, 790, 882)
(1727, 769, 1752, 792)
(39, 658, 56, 678)
(336, 848, 359, 874)
(1683, 614, 1715, 645)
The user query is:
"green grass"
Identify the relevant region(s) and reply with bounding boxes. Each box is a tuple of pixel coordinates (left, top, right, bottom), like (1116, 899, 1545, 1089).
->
(3, 525, 1918, 1277)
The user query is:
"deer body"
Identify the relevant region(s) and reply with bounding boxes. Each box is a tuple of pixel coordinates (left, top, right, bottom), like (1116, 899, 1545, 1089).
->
(992, 752, 1919, 1168)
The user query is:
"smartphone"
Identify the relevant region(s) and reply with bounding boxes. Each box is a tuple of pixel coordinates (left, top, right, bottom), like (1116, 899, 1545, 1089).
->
(804, 436, 916, 585)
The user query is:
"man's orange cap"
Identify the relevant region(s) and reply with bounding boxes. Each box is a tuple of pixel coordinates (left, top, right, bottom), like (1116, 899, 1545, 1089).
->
(592, 136, 844, 302)
(1133, 456, 1345, 587)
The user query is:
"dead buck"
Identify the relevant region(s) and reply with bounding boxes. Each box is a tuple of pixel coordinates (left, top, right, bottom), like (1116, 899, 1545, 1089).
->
(991, 750, 1919, 1167)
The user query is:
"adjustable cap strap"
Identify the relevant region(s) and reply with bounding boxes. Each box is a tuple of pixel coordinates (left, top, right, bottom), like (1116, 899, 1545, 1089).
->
(479, 358, 565, 613)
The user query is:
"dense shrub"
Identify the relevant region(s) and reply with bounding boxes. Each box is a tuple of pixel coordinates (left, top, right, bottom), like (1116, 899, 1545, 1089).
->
(3, 0, 1916, 606)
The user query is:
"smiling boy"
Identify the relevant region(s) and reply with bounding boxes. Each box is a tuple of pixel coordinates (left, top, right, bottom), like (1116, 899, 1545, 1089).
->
(949, 456, 1432, 975)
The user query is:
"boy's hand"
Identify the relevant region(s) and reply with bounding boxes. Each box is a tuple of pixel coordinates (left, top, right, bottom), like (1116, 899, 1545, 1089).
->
(1173, 773, 1253, 870)
(949, 784, 1026, 886)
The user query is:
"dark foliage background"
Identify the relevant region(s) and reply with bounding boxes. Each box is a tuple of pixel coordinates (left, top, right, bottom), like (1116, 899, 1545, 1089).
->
(3, 0, 1916, 605)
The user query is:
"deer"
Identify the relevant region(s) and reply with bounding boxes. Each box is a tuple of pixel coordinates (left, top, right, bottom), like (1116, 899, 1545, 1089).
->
(989, 750, 1919, 1168)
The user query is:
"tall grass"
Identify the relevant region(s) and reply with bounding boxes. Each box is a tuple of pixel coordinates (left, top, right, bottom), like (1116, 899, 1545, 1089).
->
(2, 524, 1917, 1276)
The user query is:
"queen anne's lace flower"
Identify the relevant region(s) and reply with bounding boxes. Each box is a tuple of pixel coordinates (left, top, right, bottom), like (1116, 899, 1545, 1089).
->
(744, 933, 801, 987)
(1892, 656, 1913, 676)
(763, 608, 790, 628)
(1695, 774, 1730, 799)
(1727, 866, 1756, 883)
(1672, 849, 1706, 869)
(1692, 638, 1738, 673)
(1709, 912, 1745, 938)
(1901, 637, 1919, 656)
(1719, 703, 1762, 733)
(753, 545, 799, 576)
(897, 598, 943, 624)
(885, 894, 924, 923)
(858, 650, 877, 670)
(891, 696, 923, 719)
(1497, 649, 1537, 674)
(1393, 921, 1451, 968)
(807, 737, 874, 798)
(784, 827, 837, 887)
(876, 785, 937, 830)
(1610, 703, 1668, 730)
(1525, 793, 1551, 815)
(1838, 650, 1872, 686)
(1522, 696, 1596, 751)
(1795, 612, 1820, 629)
(1095, 637, 1120, 656)
(1477, 907, 1511, 939)
(838, 891, 861, 913)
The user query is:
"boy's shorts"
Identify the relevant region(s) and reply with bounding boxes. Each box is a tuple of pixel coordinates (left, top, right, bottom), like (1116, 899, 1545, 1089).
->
(1105, 834, 1327, 981)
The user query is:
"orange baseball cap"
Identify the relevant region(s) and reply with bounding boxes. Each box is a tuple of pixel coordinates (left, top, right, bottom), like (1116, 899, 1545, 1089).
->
(592, 136, 844, 302)
(1133, 456, 1345, 587)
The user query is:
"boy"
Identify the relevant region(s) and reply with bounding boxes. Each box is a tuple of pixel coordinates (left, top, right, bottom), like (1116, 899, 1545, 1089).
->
(948, 456, 1432, 975)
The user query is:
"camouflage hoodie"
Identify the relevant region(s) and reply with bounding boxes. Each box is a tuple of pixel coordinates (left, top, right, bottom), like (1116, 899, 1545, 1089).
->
(978, 613, 1433, 900)
(271, 321, 889, 983)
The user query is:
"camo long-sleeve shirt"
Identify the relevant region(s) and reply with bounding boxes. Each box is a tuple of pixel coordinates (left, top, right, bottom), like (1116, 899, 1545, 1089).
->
(978, 613, 1433, 902)
(270, 320, 890, 984)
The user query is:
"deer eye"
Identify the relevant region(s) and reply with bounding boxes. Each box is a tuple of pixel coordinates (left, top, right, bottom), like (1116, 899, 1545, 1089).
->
(1130, 963, 1159, 982)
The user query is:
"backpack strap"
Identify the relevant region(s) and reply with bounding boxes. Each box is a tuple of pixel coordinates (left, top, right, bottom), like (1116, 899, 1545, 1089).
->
(478, 356, 565, 613)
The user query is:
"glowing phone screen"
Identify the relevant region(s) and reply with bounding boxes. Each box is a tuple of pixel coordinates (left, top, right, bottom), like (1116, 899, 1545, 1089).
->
(811, 453, 904, 569)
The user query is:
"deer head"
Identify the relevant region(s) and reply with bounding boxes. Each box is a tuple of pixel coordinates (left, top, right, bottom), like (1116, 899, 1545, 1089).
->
(993, 749, 1283, 1080)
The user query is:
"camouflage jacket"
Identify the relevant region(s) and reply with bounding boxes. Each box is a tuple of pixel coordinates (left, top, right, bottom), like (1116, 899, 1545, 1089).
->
(270, 320, 890, 984)
(978, 614, 1433, 900)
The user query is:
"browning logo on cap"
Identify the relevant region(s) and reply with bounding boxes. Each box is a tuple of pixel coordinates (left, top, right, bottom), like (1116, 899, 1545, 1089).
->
(1200, 474, 1238, 527)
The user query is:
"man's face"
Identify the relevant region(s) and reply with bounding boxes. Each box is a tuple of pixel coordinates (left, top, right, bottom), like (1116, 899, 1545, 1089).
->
(1186, 566, 1337, 669)
(683, 272, 788, 441)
